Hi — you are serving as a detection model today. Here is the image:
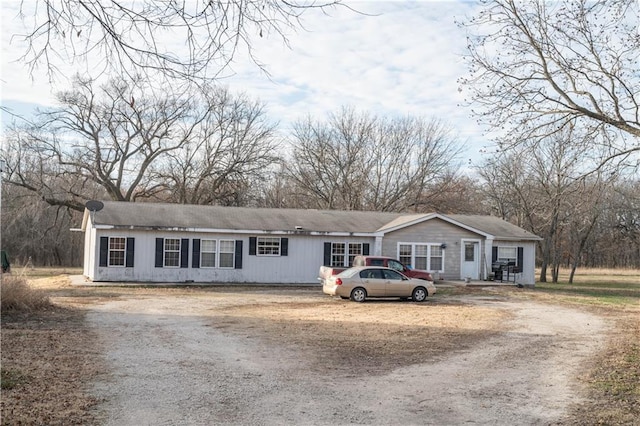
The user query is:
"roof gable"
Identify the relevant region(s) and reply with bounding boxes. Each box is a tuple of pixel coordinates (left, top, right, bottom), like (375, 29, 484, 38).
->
(377, 212, 541, 241)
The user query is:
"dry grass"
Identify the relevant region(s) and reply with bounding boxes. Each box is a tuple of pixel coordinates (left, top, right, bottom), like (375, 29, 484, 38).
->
(1, 274, 103, 425)
(9, 266, 83, 279)
(1, 306, 104, 425)
(587, 317, 640, 425)
(553, 267, 640, 285)
(1, 268, 638, 425)
(0, 275, 52, 312)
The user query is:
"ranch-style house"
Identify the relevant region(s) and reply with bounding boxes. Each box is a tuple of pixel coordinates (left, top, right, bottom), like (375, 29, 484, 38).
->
(80, 201, 541, 285)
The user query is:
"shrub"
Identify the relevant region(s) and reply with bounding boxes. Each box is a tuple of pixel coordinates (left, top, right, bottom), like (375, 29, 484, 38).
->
(1, 276, 51, 313)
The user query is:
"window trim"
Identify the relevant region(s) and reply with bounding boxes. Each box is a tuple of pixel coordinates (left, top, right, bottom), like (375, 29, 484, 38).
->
(347, 242, 363, 267)
(331, 242, 346, 267)
(397, 242, 445, 273)
(163, 238, 181, 268)
(257, 236, 281, 256)
(497, 246, 518, 265)
(108, 236, 126, 267)
(329, 241, 364, 267)
(218, 239, 236, 269)
(200, 239, 217, 268)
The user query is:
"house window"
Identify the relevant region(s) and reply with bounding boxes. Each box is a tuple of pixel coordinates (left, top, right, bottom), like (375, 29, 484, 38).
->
(399, 244, 412, 267)
(108, 237, 126, 266)
(329, 242, 363, 267)
(414, 244, 428, 270)
(331, 243, 346, 267)
(257, 237, 281, 256)
(219, 240, 235, 268)
(348, 243, 363, 266)
(201, 239, 217, 268)
(324, 241, 369, 267)
(498, 247, 517, 264)
(101, 236, 134, 268)
(398, 243, 444, 272)
(164, 238, 181, 267)
(465, 244, 475, 262)
(430, 245, 443, 271)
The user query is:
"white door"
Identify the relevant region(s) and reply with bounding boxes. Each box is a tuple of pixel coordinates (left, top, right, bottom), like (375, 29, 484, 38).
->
(461, 241, 480, 280)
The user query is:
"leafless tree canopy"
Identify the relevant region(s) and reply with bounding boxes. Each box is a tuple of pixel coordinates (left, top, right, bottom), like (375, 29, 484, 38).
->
(476, 127, 629, 282)
(0, 187, 83, 266)
(461, 0, 640, 167)
(2, 76, 280, 211)
(15, 0, 341, 84)
(283, 107, 463, 212)
(149, 87, 281, 206)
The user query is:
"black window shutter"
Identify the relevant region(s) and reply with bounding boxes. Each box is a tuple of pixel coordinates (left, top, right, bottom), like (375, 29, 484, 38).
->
(155, 238, 164, 267)
(249, 237, 257, 255)
(492, 246, 498, 263)
(180, 238, 189, 268)
(281, 238, 288, 256)
(99, 237, 108, 267)
(192, 239, 201, 268)
(517, 247, 524, 267)
(363, 243, 370, 255)
(125, 238, 135, 267)
(324, 242, 331, 266)
(235, 240, 243, 269)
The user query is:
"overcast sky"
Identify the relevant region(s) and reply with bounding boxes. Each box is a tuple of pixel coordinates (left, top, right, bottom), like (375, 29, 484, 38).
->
(1, 0, 491, 164)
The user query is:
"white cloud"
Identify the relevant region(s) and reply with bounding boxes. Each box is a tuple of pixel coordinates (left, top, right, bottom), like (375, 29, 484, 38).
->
(1, 0, 491, 161)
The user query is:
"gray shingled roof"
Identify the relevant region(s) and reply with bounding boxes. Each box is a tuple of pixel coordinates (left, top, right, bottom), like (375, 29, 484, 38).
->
(448, 214, 542, 241)
(86, 201, 540, 240)
(90, 201, 402, 234)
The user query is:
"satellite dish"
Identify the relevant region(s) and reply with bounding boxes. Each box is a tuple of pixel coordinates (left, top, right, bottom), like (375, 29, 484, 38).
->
(85, 200, 104, 212)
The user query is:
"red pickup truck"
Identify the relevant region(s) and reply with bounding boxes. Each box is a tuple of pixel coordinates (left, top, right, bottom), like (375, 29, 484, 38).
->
(319, 255, 434, 284)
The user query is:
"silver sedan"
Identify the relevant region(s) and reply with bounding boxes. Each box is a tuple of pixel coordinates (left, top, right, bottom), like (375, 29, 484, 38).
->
(322, 266, 436, 302)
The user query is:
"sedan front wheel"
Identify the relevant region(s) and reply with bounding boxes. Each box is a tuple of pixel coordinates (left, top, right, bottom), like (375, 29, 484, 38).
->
(412, 287, 427, 302)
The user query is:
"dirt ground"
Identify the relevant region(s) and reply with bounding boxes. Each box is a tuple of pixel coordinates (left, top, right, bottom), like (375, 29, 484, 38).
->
(1, 277, 634, 425)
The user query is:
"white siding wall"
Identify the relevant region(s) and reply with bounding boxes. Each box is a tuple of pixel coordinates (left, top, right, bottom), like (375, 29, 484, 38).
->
(491, 240, 537, 285)
(86, 223, 537, 285)
(91, 230, 374, 284)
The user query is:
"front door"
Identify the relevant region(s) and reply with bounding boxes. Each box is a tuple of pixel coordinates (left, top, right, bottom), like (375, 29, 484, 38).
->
(461, 241, 480, 280)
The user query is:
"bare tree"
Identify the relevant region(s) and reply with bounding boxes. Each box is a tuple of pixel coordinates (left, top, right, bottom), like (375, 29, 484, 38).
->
(419, 174, 488, 215)
(564, 176, 614, 283)
(478, 127, 609, 282)
(150, 86, 281, 205)
(12, 0, 342, 85)
(284, 107, 462, 211)
(1, 76, 278, 210)
(1, 185, 84, 266)
(592, 179, 640, 268)
(477, 149, 542, 231)
(611, 181, 640, 249)
(461, 0, 640, 169)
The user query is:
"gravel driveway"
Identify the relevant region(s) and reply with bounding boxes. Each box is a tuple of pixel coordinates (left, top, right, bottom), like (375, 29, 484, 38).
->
(86, 287, 608, 425)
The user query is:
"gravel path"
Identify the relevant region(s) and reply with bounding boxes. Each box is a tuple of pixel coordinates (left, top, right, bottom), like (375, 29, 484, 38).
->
(87, 291, 608, 425)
